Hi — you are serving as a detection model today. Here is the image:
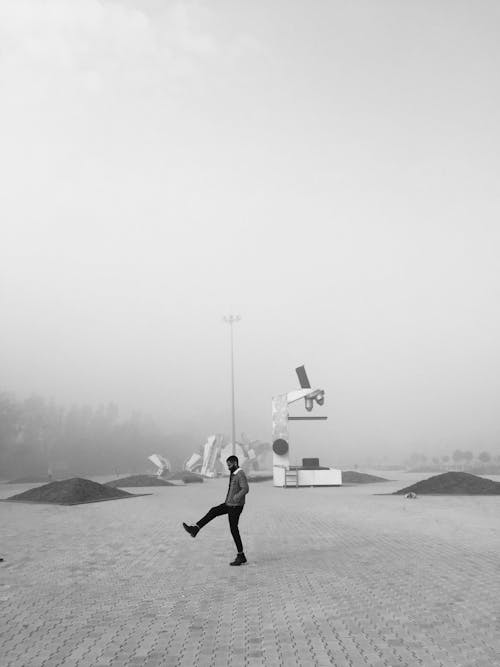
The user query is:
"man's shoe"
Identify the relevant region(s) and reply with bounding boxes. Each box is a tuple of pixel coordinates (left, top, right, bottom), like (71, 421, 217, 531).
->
(182, 522, 199, 538)
(230, 553, 247, 566)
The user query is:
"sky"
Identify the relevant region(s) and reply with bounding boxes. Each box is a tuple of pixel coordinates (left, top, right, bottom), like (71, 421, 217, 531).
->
(1, 0, 500, 465)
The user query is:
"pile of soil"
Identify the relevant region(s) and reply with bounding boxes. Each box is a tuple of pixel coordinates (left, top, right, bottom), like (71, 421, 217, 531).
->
(106, 475, 173, 487)
(342, 471, 389, 483)
(394, 471, 500, 495)
(3, 477, 137, 505)
(247, 473, 273, 483)
(181, 472, 204, 483)
(169, 470, 191, 480)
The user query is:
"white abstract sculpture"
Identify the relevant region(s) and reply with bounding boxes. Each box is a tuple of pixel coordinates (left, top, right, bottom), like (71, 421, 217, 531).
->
(272, 366, 340, 487)
(148, 454, 171, 478)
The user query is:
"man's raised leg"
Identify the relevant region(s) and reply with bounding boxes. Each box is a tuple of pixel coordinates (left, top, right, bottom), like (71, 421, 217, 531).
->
(183, 503, 228, 537)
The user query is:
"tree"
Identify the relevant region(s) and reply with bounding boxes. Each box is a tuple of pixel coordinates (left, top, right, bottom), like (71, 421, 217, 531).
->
(452, 449, 464, 469)
(478, 451, 491, 464)
(407, 452, 421, 468)
(463, 451, 473, 467)
(0, 391, 173, 478)
(0, 392, 21, 470)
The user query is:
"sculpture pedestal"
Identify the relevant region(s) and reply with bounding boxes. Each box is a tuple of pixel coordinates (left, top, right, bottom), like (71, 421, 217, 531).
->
(274, 466, 342, 487)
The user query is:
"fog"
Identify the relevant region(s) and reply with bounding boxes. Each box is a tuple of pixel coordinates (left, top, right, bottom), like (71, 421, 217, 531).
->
(2, 1, 500, 468)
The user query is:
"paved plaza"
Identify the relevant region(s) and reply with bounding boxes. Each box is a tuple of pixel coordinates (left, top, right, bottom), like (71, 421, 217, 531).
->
(1, 472, 500, 667)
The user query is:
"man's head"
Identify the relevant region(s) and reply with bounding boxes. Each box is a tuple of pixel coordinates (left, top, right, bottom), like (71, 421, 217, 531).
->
(226, 456, 239, 473)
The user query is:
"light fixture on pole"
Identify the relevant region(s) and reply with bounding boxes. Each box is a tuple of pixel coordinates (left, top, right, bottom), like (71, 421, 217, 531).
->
(223, 313, 241, 455)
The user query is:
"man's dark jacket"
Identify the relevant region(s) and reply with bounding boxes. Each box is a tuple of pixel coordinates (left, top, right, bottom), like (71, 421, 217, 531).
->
(225, 468, 249, 506)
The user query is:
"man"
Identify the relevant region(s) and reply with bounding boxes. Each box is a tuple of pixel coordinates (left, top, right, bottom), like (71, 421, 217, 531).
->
(182, 455, 249, 566)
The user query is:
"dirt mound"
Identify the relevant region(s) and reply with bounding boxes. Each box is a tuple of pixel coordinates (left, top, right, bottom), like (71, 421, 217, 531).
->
(394, 471, 500, 495)
(4, 477, 137, 505)
(106, 475, 173, 487)
(342, 471, 389, 483)
(247, 473, 274, 483)
(181, 472, 204, 483)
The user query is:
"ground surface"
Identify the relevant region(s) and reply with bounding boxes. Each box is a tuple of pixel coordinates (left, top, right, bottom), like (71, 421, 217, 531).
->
(1, 471, 500, 667)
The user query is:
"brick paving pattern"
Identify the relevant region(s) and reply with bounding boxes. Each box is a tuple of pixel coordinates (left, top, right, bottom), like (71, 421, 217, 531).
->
(1, 474, 500, 666)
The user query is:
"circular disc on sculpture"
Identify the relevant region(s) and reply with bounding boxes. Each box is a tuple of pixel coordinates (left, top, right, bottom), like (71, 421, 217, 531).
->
(273, 439, 289, 455)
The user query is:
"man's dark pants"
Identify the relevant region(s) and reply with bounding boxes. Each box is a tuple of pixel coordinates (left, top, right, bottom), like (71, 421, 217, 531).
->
(197, 503, 244, 552)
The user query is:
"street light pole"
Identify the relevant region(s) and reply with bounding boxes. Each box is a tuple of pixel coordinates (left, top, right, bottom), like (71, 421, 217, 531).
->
(223, 314, 241, 455)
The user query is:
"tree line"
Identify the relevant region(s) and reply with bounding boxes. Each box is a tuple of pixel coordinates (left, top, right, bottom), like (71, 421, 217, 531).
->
(0, 391, 189, 479)
(405, 449, 500, 472)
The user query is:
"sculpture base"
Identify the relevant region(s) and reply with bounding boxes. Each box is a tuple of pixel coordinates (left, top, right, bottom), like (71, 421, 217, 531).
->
(273, 466, 342, 487)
